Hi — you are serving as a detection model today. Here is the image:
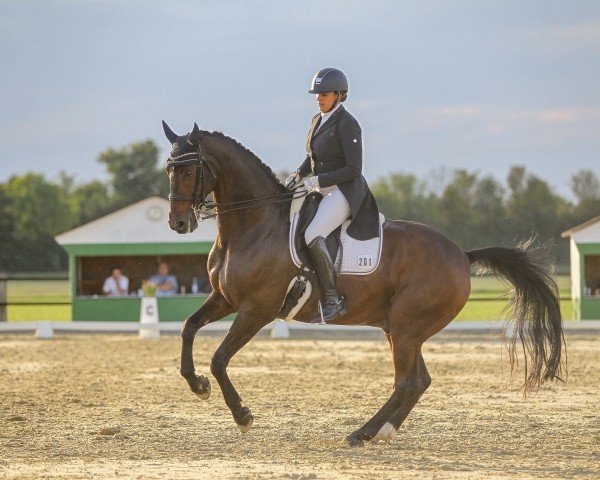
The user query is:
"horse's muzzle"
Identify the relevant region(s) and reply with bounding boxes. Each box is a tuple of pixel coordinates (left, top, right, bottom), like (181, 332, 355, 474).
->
(169, 211, 198, 234)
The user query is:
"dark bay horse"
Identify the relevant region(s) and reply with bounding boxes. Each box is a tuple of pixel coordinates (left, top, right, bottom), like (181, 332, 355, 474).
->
(163, 122, 564, 447)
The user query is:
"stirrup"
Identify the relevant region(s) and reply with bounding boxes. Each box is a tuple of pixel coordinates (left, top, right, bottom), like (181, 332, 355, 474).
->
(312, 296, 346, 325)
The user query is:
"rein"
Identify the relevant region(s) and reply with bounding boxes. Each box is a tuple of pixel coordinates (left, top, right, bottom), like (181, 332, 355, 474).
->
(196, 189, 308, 221)
(167, 141, 308, 221)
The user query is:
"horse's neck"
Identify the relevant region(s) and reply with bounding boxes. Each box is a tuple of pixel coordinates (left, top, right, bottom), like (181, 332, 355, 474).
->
(204, 137, 287, 242)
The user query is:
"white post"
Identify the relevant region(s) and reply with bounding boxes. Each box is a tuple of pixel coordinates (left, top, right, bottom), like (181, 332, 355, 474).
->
(270, 320, 290, 339)
(139, 297, 160, 339)
(35, 321, 54, 339)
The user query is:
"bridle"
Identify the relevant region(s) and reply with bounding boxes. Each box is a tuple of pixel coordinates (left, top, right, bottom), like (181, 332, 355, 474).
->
(166, 139, 307, 221)
(166, 140, 214, 206)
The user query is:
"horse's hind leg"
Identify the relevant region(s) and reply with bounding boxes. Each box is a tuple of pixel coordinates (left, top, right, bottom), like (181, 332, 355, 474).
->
(180, 292, 234, 398)
(375, 352, 431, 441)
(346, 335, 425, 447)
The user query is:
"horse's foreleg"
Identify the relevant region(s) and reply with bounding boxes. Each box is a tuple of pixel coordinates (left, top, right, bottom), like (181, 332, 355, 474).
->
(180, 292, 234, 398)
(210, 309, 273, 433)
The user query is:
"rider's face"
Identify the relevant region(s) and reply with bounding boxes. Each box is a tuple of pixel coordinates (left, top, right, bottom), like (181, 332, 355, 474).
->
(316, 92, 338, 113)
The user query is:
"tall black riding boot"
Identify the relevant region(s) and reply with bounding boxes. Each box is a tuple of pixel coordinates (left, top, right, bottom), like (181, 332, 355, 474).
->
(307, 236, 347, 323)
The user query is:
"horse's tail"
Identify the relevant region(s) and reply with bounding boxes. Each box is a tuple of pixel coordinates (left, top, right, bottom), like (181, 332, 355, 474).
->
(465, 240, 565, 393)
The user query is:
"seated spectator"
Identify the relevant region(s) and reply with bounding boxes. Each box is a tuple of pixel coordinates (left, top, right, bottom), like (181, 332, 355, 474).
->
(149, 262, 178, 296)
(198, 277, 213, 293)
(103, 266, 129, 297)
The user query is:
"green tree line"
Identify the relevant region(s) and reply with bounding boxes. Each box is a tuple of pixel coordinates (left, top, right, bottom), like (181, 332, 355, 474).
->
(0, 139, 598, 272)
(370, 167, 599, 270)
(0, 140, 168, 272)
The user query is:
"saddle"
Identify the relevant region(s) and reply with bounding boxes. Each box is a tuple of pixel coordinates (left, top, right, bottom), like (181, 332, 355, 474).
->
(289, 191, 385, 276)
(278, 189, 384, 320)
(293, 192, 342, 271)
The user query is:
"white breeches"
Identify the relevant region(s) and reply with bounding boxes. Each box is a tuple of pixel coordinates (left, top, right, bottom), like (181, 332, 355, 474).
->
(304, 186, 351, 245)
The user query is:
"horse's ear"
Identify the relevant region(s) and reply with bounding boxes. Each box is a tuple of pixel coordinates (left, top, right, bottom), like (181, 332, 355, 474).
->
(188, 122, 201, 145)
(162, 120, 178, 144)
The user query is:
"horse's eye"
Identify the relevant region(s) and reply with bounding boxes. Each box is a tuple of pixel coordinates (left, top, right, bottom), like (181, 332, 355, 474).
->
(185, 170, 193, 177)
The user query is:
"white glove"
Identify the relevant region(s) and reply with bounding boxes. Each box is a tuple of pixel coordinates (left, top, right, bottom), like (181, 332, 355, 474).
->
(285, 172, 299, 189)
(304, 176, 320, 192)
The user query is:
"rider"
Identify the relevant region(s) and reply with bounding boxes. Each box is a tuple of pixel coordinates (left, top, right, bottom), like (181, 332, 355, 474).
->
(286, 67, 380, 323)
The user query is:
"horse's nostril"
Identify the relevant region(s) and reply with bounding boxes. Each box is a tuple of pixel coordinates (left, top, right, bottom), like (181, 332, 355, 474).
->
(176, 220, 185, 229)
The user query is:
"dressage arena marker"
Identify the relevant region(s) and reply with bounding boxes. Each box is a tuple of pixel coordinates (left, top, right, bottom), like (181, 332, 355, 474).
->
(35, 321, 54, 339)
(139, 296, 160, 339)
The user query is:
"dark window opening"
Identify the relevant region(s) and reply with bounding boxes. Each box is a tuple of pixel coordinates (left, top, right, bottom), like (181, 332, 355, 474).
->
(76, 254, 211, 297)
(584, 255, 600, 297)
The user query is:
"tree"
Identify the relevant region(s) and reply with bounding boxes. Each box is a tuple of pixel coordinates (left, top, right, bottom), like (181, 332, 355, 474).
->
(371, 173, 434, 222)
(471, 175, 508, 247)
(72, 180, 112, 225)
(0, 185, 18, 272)
(571, 169, 600, 204)
(506, 166, 570, 263)
(435, 170, 479, 248)
(3, 173, 77, 239)
(1, 173, 77, 271)
(571, 169, 600, 225)
(98, 139, 168, 209)
(507, 165, 526, 198)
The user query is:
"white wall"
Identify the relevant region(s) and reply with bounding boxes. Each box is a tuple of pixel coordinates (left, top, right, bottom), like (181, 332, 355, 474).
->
(56, 197, 217, 245)
(570, 237, 581, 300)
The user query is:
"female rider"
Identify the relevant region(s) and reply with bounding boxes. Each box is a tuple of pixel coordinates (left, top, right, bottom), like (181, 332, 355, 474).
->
(285, 67, 380, 323)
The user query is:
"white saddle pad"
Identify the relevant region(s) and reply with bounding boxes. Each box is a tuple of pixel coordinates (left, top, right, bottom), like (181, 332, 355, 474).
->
(289, 191, 384, 275)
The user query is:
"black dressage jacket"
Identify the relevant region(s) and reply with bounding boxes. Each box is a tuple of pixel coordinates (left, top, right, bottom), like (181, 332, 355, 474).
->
(296, 105, 380, 240)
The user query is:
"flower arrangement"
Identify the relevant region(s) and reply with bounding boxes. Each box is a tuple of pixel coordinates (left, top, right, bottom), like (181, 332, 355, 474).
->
(141, 281, 157, 297)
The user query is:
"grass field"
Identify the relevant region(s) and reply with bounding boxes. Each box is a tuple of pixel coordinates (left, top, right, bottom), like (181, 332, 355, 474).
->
(5, 275, 574, 322)
(6, 280, 71, 322)
(455, 274, 573, 320)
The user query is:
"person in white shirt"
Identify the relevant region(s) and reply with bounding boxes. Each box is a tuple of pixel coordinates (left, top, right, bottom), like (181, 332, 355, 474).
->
(103, 266, 129, 297)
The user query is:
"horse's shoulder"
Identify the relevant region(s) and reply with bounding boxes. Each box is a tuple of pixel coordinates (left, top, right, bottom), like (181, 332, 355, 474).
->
(208, 241, 226, 267)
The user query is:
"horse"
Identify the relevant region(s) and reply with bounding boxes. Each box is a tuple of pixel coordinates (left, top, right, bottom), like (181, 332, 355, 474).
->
(163, 121, 564, 447)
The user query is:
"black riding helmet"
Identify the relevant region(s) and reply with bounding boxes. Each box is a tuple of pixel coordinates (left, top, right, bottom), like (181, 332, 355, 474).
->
(308, 68, 348, 102)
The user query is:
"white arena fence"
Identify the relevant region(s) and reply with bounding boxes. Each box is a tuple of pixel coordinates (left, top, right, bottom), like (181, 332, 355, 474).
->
(0, 319, 599, 339)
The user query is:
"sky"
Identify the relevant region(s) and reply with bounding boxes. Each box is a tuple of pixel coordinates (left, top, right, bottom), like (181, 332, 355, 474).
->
(1, 0, 599, 198)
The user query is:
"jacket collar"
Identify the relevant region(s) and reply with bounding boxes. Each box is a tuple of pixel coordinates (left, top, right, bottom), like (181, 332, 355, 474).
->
(308, 112, 321, 140)
(312, 104, 345, 140)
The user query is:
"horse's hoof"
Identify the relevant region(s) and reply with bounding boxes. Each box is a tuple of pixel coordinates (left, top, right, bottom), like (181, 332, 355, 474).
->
(346, 433, 365, 447)
(371, 422, 396, 443)
(193, 375, 211, 400)
(236, 407, 254, 434)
